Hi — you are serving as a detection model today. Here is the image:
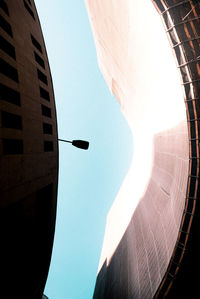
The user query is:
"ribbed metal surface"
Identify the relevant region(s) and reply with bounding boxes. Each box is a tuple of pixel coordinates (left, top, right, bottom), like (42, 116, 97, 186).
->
(91, 0, 200, 298)
(152, 0, 200, 297)
(93, 123, 189, 299)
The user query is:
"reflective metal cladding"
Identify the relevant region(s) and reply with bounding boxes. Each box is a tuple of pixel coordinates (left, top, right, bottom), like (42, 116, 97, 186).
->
(85, 0, 200, 298)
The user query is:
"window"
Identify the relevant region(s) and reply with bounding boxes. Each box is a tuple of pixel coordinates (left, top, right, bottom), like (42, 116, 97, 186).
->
(23, 0, 35, 20)
(43, 123, 53, 135)
(190, 121, 196, 139)
(1, 111, 22, 129)
(41, 105, 51, 118)
(44, 141, 54, 152)
(0, 1, 9, 16)
(34, 52, 45, 69)
(0, 58, 19, 82)
(0, 14, 13, 37)
(40, 86, 50, 101)
(190, 140, 197, 158)
(0, 83, 21, 106)
(186, 100, 195, 120)
(0, 35, 16, 59)
(37, 69, 48, 85)
(31, 34, 42, 53)
(3, 139, 23, 154)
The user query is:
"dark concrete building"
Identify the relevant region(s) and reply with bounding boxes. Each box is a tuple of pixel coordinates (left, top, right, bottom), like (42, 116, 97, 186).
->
(0, 1, 58, 298)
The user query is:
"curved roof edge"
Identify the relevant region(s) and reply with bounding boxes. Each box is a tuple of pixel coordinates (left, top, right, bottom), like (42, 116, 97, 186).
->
(152, 0, 200, 297)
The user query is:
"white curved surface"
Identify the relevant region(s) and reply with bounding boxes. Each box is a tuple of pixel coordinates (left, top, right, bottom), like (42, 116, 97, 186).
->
(85, 0, 189, 278)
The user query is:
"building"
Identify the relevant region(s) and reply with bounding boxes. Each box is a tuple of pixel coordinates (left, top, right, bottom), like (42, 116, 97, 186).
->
(85, 0, 200, 298)
(0, 1, 58, 298)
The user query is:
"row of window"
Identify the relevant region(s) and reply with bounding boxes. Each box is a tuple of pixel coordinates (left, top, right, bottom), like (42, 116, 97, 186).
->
(0, 5, 23, 155)
(0, 1, 9, 16)
(0, 35, 16, 59)
(31, 34, 42, 53)
(2, 139, 54, 154)
(31, 34, 51, 103)
(0, 83, 52, 123)
(1, 110, 53, 134)
(0, 70, 49, 106)
(32, 30, 54, 153)
(40, 86, 50, 101)
(35, 51, 45, 69)
(0, 6, 18, 96)
(31, 33, 52, 139)
(31, 36, 51, 103)
(0, 82, 21, 106)
(0, 4, 54, 155)
(27, 0, 32, 7)
(0, 6, 51, 108)
(1, 110, 22, 129)
(0, 13, 48, 89)
(30, 34, 51, 106)
(0, 13, 13, 37)
(37, 68, 48, 85)
(23, 0, 35, 20)
(1, 1, 34, 37)
(0, 57, 19, 82)
(0, 0, 48, 104)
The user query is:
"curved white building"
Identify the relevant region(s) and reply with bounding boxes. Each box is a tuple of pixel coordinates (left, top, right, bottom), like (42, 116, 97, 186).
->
(85, 0, 200, 298)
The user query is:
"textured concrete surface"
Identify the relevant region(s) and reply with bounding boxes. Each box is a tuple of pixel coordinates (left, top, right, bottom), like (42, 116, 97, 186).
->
(0, 1, 58, 298)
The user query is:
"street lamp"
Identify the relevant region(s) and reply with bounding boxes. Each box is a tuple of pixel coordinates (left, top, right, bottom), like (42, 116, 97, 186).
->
(58, 139, 89, 150)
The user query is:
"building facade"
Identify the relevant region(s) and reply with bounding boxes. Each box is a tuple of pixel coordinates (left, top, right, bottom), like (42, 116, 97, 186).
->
(85, 0, 200, 298)
(0, 1, 58, 298)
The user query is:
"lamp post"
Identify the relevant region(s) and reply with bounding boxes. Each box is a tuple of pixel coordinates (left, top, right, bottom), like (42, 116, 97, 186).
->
(58, 139, 89, 150)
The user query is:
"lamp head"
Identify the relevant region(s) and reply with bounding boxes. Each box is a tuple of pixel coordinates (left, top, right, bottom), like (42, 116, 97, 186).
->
(72, 140, 89, 150)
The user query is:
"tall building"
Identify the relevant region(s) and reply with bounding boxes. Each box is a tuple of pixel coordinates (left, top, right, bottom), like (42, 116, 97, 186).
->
(0, 1, 58, 298)
(85, 0, 200, 298)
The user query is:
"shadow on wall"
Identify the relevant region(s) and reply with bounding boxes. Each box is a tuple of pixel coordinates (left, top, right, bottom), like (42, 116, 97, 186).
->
(0, 184, 56, 299)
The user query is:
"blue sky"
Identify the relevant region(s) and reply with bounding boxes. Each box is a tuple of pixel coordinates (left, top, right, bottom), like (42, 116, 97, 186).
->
(35, 1, 133, 298)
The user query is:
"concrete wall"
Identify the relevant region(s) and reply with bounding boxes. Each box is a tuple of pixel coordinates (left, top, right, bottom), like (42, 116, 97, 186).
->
(0, 1, 58, 298)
